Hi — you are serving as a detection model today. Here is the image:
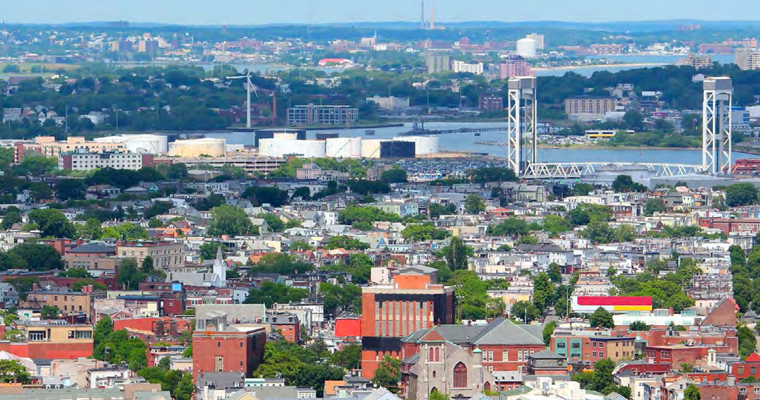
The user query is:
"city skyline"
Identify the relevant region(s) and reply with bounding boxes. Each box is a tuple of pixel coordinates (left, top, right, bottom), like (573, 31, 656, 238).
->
(4, 0, 760, 26)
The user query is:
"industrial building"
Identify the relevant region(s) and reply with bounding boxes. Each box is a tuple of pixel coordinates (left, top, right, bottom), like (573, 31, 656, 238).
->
(167, 138, 226, 158)
(255, 128, 306, 147)
(286, 105, 358, 126)
(516, 38, 537, 58)
(366, 96, 411, 110)
(58, 152, 154, 171)
(93, 134, 168, 154)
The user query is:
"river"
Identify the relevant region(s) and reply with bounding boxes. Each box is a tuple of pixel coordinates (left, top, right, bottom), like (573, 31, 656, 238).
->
(203, 121, 760, 163)
(535, 54, 735, 77)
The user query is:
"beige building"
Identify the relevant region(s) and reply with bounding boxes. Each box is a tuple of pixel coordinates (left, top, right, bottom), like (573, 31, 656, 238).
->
(735, 48, 760, 71)
(20, 291, 92, 319)
(26, 136, 125, 158)
(116, 242, 185, 271)
(564, 97, 617, 120)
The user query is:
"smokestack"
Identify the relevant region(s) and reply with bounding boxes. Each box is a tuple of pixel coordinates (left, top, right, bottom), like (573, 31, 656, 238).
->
(430, 7, 434, 30)
(421, 0, 425, 30)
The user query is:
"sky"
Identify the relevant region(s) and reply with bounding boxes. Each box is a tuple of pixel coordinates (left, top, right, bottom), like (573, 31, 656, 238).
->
(4, 0, 760, 25)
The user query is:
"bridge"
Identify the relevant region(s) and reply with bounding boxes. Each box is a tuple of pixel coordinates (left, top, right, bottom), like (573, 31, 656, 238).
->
(522, 162, 708, 179)
(504, 76, 734, 180)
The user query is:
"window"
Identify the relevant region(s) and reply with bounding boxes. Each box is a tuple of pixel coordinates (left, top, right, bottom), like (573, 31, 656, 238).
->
(429, 347, 435, 361)
(517, 351, 523, 362)
(435, 347, 440, 362)
(502, 351, 509, 361)
(215, 356, 224, 372)
(453, 362, 467, 388)
(739, 366, 745, 375)
(488, 351, 494, 361)
(557, 342, 566, 349)
(218, 342, 221, 348)
(752, 367, 757, 375)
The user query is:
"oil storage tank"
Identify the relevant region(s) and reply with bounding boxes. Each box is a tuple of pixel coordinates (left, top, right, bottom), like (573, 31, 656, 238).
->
(361, 139, 388, 159)
(94, 134, 168, 154)
(168, 138, 226, 157)
(255, 128, 306, 147)
(259, 138, 326, 158)
(325, 137, 362, 158)
(392, 136, 439, 156)
(380, 141, 416, 159)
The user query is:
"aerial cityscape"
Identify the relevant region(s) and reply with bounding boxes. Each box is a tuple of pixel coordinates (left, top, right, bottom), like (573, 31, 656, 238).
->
(3, 2, 760, 400)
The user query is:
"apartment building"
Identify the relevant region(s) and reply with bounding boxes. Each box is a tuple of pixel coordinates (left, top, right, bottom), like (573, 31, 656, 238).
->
(564, 96, 617, 121)
(735, 48, 760, 71)
(286, 105, 359, 126)
(116, 241, 185, 272)
(59, 152, 154, 171)
(452, 60, 484, 75)
(16, 136, 125, 161)
(20, 289, 92, 321)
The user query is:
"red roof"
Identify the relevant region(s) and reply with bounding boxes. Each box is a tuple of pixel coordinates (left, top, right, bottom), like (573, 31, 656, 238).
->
(577, 296, 652, 306)
(319, 58, 350, 63)
(745, 353, 760, 362)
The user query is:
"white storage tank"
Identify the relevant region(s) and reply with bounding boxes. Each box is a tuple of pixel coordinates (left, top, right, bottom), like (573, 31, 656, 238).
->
(168, 138, 226, 158)
(516, 38, 537, 58)
(94, 134, 168, 154)
(392, 136, 439, 156)
(260, 138, 326, 158)
(274, 132, 298, 140)
(361, 139, 387, 159)
(326, 137, 362, 158)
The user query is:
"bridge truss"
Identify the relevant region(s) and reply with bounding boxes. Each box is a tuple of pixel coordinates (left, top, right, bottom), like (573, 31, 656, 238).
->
(506, 76, 734, 180)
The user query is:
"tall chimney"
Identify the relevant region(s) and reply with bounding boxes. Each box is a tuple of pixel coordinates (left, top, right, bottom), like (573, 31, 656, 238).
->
(421, 0, 425, 30)
(430, 7, 434, 30)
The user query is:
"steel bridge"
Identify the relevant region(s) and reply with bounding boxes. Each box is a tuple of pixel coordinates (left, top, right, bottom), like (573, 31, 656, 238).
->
(506, 76, 734, 180)
(521, 162, 708, 179)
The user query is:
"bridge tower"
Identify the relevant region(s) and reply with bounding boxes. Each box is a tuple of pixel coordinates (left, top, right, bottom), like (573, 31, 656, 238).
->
(506, 77, 538, 176)
(702, 77, 733, 175)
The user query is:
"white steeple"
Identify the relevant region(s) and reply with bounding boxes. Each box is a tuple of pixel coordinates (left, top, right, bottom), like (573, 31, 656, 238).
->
(213, 245, 226, 287)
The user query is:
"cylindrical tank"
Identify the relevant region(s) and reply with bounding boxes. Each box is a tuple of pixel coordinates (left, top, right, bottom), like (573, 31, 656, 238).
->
(259, 139, 325, 158)
(168, 138, 226, 157)
(381, 141, 416, 158)
(361, 139, 388, 159)
(326, 137, 362, 158)
(94, 134, 168, 154)
(392, 136, 439, 156)
(516, 38, 537, 58)
(255, 128, 306, 147)
(274, 132, 298, 140)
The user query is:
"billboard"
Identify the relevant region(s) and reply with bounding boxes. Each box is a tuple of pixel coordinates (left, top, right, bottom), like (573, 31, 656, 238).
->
(571, 296, 652, 313)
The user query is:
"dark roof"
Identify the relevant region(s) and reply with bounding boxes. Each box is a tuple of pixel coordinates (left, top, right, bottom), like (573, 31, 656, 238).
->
(472, 318, 544, 346)
(68, 243, 116, 254)
(529, 349, 564, 359)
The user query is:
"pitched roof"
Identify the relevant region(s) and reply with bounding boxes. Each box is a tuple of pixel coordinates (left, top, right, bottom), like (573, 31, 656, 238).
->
(472, 318, 544, 346)
(745, 353, 760, 362)
(529, 349, 564, 359)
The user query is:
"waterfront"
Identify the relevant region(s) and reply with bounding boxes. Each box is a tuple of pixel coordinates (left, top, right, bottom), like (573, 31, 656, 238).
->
(204, 121, 760, 163)
(535, 54, 734, 77)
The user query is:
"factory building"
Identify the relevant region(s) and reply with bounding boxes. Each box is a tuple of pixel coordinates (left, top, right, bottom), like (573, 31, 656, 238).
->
(286, 105, 358, 126)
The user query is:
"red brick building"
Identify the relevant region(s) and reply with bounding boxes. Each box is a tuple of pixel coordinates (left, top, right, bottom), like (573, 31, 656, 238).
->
(192, 312, 266, 380)
(401, 318, 546, 374)
(334, 315, 361, 338)
(267, 313, 300, 343)
(699, 217, 760, 235)
(360, 272, 455, 378)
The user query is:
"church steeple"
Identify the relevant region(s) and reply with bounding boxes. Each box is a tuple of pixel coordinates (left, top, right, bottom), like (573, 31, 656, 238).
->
(213, 245, 226, 286)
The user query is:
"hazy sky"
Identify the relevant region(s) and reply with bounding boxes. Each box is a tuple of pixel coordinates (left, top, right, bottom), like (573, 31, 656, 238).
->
(4, 0, 760, 25)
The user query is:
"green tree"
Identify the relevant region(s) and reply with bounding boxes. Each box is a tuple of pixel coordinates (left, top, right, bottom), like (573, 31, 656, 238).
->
(10, 243, 63, 271)
(442, 236, 472, 271)
(510, 300, 540, 323)
(644, 198, 667, 216)
(325, 236, 370, 250)
(244, 282, 309, 307)
(629, 321, 650, 331)
(543, 320, 557, 346)
(208, 205, 254, 236)
(77, 218, 104, 240)
(0, 360, 31, 383)
(1, 209, 22, 230)
(402, 223, 449, 242)
(684, 384, 701, 400)
(28, 209, 76, 238)
(612, 175, 647, 192)
(571, 183, 595, 196)
(464, 194, 486, 214)
(589, 307, 615, 328)
(40, 305, 61, 319)
(59, 268, 92, 278)
(567, 203, 611, 226)
(726, 183, 759, 207)
(328, 343, 361, 370)
(429, 202, 457, 219)
(543, 215, 573, 235)
(372, 356, 401, 394)
(118, 258, 144, 290)
(55, 179, 86, 201)
(243, 186, 290, 207)
(380, 167, 408, 183)
(289, 240, 313, 251)
(199, 242, 223, 260)
(739, 324, 757, 359)
(548, 263, 562, 284)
